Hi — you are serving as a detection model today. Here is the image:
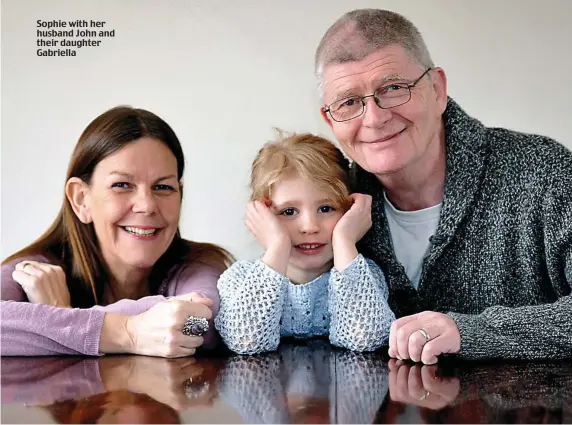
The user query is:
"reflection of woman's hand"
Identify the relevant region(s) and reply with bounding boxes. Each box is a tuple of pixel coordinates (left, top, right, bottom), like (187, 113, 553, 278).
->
(99, 356, 219, 411)
(388, 359, 460, 410)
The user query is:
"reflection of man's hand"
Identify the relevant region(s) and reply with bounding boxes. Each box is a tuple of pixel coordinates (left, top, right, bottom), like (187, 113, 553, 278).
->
(100, 356, 218, 411)
(388, 359, 460, 410)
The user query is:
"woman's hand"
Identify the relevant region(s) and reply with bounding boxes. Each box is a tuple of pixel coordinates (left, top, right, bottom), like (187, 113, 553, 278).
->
(11, 260, 71, 308)
(100, 293, 213, 358)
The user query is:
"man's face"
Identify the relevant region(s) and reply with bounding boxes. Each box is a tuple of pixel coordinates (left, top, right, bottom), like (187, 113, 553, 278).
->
(320, 44, 447, 177)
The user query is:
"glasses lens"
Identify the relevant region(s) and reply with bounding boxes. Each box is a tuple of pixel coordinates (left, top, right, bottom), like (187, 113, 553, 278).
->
(375, 85, 411, 108)
(329, 97, 363, 122)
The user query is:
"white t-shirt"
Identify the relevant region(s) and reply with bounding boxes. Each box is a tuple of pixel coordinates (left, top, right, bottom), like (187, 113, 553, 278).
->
(383, 192, 442, 289)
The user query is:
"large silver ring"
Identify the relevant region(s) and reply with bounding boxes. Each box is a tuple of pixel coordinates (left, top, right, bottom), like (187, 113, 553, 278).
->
(418, 328, 431, 341)
(182, 316, 209, 336)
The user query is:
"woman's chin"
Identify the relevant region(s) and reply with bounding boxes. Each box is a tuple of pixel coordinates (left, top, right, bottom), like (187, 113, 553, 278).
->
(120, 256, 162, 270)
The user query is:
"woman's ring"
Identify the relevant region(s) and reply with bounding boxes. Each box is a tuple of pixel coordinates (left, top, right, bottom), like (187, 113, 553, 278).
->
(182, 316, 209, 337)
(19, 261, 33, 273)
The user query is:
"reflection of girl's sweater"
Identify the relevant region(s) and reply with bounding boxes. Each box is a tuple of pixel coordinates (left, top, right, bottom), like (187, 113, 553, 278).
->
(217, 341, 389, 423)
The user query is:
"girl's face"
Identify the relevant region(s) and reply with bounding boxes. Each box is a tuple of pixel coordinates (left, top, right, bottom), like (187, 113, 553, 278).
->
(270, 175, 344, 279)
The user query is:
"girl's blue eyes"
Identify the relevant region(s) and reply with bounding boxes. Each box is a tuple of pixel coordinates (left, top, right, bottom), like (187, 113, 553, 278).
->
(280, 208, 297, 216)
(279, 205, 336, 216)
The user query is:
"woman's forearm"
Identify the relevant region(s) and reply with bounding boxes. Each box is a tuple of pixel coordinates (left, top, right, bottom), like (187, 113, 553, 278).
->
(0, 300, 103, 356)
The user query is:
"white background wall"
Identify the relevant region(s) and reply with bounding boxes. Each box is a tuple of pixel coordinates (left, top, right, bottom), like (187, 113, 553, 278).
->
(2, 0, 572, 261)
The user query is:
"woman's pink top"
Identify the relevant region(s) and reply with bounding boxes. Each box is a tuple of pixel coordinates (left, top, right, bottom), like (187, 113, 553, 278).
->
(1, 254, 221, 356)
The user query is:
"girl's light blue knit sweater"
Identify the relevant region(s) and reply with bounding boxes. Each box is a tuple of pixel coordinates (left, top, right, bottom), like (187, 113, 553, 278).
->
(214, 254, 395, 355)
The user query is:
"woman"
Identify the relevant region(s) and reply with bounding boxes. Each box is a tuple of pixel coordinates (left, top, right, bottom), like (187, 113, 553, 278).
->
(1, 106, 233, 357)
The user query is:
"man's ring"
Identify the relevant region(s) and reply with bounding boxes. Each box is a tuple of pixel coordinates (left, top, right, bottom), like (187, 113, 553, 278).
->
(182, 316, 209, 337)
(419, 390, 431, 400)
(418, 328, 431, 341)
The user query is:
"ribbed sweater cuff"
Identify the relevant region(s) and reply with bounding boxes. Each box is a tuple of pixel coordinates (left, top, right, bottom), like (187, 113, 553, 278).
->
(331, 253, 364, 279)
(447, 312, 503, 361)
(84, 309, 105, 356)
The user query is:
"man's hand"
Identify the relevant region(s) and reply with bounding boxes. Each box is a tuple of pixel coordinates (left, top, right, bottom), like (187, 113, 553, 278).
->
(388, 311, 461, 364)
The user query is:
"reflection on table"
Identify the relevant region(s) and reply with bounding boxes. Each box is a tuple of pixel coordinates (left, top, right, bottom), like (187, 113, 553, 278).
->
(2, 339, 571, 424)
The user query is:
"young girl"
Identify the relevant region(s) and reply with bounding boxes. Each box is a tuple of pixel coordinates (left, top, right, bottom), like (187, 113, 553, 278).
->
(215, 131, 395, 354)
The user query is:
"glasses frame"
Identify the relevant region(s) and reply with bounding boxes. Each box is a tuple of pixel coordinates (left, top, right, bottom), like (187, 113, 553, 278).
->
(324, 67, 433, 122)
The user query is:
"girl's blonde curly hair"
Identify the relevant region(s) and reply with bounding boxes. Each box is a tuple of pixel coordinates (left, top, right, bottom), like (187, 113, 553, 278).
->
(250, 129, 352, 211)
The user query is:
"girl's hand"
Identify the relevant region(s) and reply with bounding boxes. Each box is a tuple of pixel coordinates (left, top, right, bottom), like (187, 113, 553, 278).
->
(332, 193, 372, 247)
(245, 199, 291, 274)
(245, 199, 291, 251)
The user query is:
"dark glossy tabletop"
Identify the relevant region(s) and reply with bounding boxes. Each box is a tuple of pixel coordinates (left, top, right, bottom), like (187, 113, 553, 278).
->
(2, 340, 571, 424)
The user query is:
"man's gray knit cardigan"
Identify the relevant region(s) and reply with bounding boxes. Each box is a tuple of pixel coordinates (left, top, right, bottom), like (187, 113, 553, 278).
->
(353, 97, 571, 361)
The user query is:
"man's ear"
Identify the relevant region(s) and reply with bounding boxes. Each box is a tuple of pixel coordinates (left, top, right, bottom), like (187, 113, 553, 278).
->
(65, 177, 92, 223)
(431, 67, 448, 114)
(320, 106, 334, 129)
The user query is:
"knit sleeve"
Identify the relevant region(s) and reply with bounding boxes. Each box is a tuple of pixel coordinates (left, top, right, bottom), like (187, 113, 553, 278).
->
(449, 173, 572, 361)
(328, 254, 395, 352)
(214, 260, 287, 355)
(449, 296, 571, 360)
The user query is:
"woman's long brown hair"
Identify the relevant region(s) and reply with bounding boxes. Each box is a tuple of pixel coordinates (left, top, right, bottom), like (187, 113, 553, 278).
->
(3, 106, 233, 307)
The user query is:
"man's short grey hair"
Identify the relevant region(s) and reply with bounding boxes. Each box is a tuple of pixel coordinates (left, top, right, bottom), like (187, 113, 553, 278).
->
(315, 9, 435, 98)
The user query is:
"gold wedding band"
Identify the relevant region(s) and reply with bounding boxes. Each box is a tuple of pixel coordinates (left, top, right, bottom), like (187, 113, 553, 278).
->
(419, 390, 431, 400)
(418, 328, 431, 341)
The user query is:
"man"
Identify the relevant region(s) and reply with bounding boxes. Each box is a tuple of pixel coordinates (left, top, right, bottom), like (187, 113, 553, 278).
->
(316, 9, 571, 364)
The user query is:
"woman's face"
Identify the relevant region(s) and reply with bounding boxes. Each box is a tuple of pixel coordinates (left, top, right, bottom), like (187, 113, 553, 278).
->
(78, 137, 181, 272)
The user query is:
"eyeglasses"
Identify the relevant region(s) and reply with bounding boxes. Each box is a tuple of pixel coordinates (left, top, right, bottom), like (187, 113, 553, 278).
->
(324, 68, 433, 122)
